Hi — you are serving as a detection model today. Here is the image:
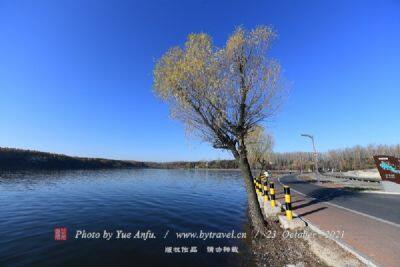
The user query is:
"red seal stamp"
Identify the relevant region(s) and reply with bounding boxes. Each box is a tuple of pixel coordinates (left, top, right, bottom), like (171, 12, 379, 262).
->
(54, 227, 68, 241)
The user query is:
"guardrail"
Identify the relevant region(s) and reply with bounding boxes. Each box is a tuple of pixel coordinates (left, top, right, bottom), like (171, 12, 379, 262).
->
(262, 170, 382, 184)
(320, 172, 381, 183)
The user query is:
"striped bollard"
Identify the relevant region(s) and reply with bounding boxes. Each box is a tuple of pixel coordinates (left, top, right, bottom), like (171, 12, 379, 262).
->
(263, 180, 269, 203)
(264, 176, 269, 196)
(284, 186, 293, 220)
(269, 182, 276, 207)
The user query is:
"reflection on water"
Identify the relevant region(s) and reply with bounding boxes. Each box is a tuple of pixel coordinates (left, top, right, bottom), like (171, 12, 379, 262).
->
(0, 169, 254, 267)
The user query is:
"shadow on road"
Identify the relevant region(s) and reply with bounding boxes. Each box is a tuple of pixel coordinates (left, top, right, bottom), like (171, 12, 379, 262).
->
(291, 199, 305, 205)
(285, 179, 361, 211)
(297, 207, 327, 217)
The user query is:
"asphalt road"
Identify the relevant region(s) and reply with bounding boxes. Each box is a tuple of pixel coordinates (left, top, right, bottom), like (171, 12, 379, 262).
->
(279, 174, 400, 225)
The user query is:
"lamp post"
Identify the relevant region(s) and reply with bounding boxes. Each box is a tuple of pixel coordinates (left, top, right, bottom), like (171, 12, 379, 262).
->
(301, 134, 320, 184)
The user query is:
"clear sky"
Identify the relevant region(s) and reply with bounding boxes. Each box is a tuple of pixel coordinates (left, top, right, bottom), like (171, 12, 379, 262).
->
(0, 0, 399, 161)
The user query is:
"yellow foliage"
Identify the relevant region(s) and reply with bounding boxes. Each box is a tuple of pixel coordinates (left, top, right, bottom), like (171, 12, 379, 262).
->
(153, 25, 283, 153)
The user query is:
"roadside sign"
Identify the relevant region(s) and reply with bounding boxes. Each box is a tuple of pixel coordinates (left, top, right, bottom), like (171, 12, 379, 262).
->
(374, 155, 400, 184)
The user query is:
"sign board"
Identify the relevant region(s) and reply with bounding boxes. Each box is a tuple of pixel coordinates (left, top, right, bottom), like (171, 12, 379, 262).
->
(374, 155, 400, 184)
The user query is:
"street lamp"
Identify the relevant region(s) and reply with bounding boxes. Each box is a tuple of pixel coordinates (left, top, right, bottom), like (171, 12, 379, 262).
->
(301, 134, 320, 184)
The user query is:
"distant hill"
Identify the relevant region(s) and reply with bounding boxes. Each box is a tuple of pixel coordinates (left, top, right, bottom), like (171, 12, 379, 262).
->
(0, 147, 145, 171)
(0, 147, 238, 171)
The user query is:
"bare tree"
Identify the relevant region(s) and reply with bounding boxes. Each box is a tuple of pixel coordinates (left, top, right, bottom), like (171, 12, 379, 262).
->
(269, 144, 400, 171)
(153, 26, 284, 235)
(246, 126, 274, 170)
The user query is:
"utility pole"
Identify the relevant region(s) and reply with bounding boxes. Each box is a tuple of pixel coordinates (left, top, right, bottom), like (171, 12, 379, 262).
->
(301, 134, 320, 184)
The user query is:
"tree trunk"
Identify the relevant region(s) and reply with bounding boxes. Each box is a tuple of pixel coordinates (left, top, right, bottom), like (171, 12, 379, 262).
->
(234, 149, 266, 237)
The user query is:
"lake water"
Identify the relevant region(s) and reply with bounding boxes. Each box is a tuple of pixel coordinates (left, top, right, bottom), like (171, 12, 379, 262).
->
(0, 169, 254, 267)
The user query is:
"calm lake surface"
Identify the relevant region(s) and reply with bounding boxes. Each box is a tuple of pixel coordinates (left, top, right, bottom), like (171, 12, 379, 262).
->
(0, 169, 254, 267)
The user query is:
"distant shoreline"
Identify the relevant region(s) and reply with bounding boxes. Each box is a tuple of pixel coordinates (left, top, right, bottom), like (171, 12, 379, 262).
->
(0, 147, 238, 171)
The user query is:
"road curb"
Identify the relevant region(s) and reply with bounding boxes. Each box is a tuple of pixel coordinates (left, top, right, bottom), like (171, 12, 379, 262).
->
(360, 190, 400, 195)
(303, 217, 378, 267)
(277, 175, 379, 267)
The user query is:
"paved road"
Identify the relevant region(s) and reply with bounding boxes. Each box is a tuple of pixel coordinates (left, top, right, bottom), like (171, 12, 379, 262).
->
(280, 174, 400, 225)
(276, 174, 400, 266)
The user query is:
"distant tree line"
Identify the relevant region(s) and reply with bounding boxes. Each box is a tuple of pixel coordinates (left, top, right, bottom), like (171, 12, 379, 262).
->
(2, 144, 398, 172)
(0, 147, 238, 171)
(144, 160, 238, 169)
(0, 147, 145, 171)
(270, 144, 400, 172)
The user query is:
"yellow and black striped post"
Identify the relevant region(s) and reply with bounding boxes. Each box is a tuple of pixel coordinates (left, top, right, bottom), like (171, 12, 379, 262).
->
(284, 186, 293, 220)
(264, 175, 269, 193)
(262, 180, 269, 203)
(257, 176, 262, 196)
(269, 182, 276, 207)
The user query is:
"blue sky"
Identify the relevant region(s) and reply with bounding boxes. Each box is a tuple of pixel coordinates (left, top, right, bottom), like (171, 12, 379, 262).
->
(0, 0, 399, 161)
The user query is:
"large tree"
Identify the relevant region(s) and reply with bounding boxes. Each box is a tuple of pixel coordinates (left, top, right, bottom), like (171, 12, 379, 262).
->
(153, 26, 284, 235)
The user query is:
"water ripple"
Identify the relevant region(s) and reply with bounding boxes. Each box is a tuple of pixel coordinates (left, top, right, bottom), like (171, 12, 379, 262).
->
(0, 169, 252, 267)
